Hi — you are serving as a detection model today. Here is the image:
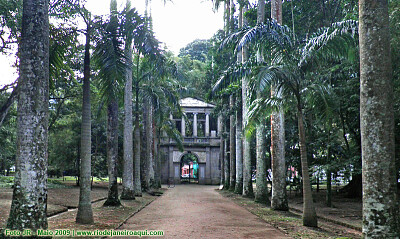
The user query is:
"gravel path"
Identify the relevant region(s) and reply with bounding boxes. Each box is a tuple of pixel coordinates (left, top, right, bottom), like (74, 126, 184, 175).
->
(117, 185, 290, 239)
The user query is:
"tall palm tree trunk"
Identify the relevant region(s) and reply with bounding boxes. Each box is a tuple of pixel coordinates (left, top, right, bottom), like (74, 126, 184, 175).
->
(270, 0, 288, 211)
(255, 0, 268, 203)
(134, 61, 142, 197)
(154, 126, 161, 188)
(242, 5, 253, 197)
(235, 96, 243, 195)
(297, 106, 317, 227)
(326, 128, 332, 207)
(76, 24, 94, 223)
(224, 123, 230, 189)
(229, 95, 236, 191)
(6, 0, 49, 231)
(219, 115, 224, 186)
(104, 99, 121, 206)
(121, 43, 135, 200)
(145, 97, 155, 190)
(359, 0, 399, 236)
(234, 6, 244, 195)
(255, 115, 268, 203)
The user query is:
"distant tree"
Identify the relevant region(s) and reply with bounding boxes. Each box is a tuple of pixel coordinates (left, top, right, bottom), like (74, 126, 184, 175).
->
(178, 39, 212, 62)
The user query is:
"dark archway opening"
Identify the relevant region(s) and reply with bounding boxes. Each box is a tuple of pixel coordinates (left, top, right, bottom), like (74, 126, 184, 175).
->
(180, 152, 199, 184)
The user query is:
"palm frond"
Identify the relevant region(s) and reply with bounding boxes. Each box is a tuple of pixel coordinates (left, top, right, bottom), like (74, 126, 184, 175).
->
(236, 20, 292, 52)
(161, 119, 184, 151)
(93, 17, 127, 101)
(300, 20, 358, 66)
(211, 60, 252, 95)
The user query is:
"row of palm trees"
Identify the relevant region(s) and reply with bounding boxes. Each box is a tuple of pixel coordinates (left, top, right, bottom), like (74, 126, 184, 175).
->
(75, 0, 182, 223)
(6, 0, 182, 230)
(212, 0, 399, 236)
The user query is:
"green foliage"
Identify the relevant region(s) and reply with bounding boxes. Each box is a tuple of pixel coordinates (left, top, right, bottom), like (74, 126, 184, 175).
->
(0, 0, 21, 52)
(0, 91, 16, 176)
(178, 39, 212, 62)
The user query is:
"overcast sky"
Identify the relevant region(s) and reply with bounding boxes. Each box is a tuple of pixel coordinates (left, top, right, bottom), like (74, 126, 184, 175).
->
(0, 0, 224, 86)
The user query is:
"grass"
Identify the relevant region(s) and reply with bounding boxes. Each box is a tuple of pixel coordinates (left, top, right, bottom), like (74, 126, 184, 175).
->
(50, 176, 123, 183)
(0, 176, 125, 189)
(0, 176, 72, 189)
(218, 190, 361, 239)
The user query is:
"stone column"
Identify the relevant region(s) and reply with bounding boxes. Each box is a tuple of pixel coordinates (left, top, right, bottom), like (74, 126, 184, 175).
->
(193, 113, 198, 137)
(205, 113, 210, 137)
(181, 115, 186, 137)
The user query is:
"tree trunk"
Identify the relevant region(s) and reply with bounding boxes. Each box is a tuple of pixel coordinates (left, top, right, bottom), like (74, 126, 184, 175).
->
(121, 41, 135, 200)
(134, 64, 142, 197)
(0, 84, 18, 127)
(242, 5, 253, 197)
(270, 110, 288, 210)
(218, 115, 224, 186)
(134, 115, 142, 196)
(146, 98, 155, 190)
(270, 0, 288, 212)
(257, 0, 265, 23)
(154, 126, 161, 189)
(224, 0, 231, 37)
(235, 95, 243, 195)
(326, 169, 332, 207)
(103, 99, 121, 207)
(254, 0, 268, 204)
(234, 8, 244, 195)
(76, 24, 94, 224)
(141, 104, 148, 191)
(297, 107, 317, 227)
(255, 116, 268, 203)
(229, 95, 236, 191)
(359, 0, 399, 236)
(6, 0, 49, 231)
(224, 122, 230, 189)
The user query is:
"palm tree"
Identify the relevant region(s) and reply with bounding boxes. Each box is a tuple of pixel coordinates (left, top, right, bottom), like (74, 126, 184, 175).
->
(229, 94, 236, 191)
(121, 0, 141, 200)
(234, 1, 247, 196)
(134, 56, 142, 196)
(144, 96, 155, 191)
(63, 0, 97, 223)
(246, 19, 360, 227)
(131, 52, 161, 195)
(93, 0, 125, 207)
(222, 11, 359, 225)
(254, 0, 269, 204)
(77, 11, 95, 223)
(359, 0, 399, 236)
(145, 55, 183, 189)
(211, 0, 234, 189)
(6, 0, 49, 231)
(240, 5, 254, 198)
(270, 0, 288, 211)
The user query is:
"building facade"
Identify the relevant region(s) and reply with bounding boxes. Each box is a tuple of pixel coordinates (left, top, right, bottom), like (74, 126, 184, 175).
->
(160, 98, 221, 185)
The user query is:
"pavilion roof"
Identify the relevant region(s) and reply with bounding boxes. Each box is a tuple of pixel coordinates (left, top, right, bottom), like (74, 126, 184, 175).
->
(179, 97, 215, 108)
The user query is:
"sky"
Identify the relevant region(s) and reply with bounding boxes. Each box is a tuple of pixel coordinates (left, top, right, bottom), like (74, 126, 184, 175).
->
(0, 0, 224, 87)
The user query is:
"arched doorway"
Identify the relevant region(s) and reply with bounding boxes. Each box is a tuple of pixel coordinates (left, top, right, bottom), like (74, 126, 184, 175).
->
(180, 152, 199, 184)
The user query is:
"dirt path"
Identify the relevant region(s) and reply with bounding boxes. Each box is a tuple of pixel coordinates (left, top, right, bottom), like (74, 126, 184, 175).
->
(116, 185, 290, 239)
